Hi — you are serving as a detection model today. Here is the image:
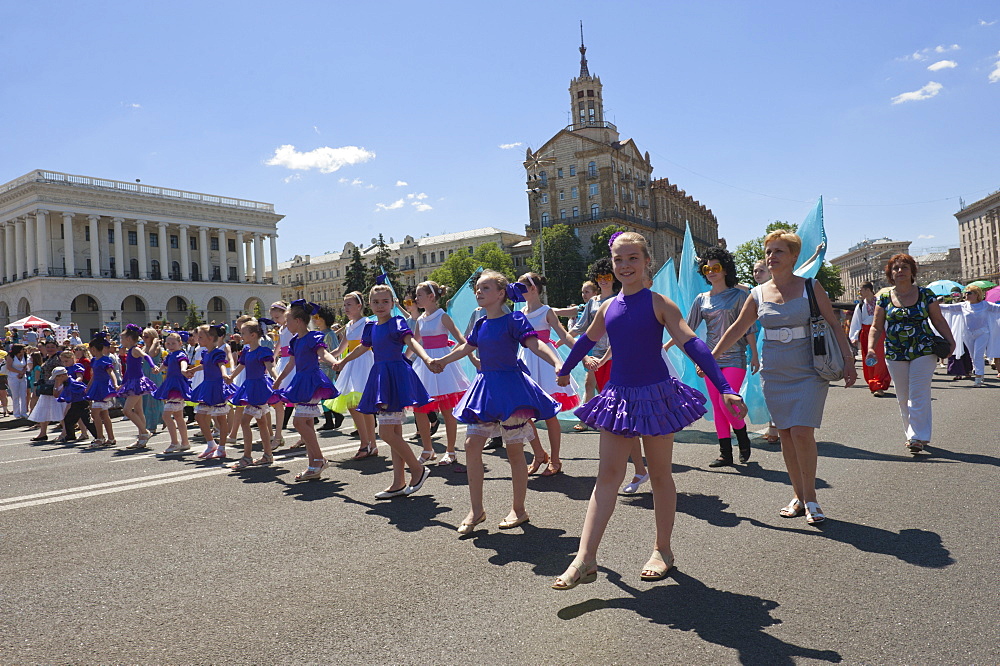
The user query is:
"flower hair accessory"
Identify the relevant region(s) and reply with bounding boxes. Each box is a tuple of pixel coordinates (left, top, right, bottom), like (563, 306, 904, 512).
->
(257, 317, 276, 334)
(505, 282, 528, 303)
(125, 323, 143, 335)
(290, 299, 320, 315)
(608, 231, 624, 251)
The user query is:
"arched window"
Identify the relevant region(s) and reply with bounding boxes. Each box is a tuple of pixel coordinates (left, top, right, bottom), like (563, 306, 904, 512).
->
(151, 260, 160, 279)
(210, 297, 224, 312)
(129, 258, 139, 279)
(171, 261, 181, 281)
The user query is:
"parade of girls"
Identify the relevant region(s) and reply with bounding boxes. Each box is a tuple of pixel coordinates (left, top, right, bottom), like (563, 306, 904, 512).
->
(7, 226, 982, 591)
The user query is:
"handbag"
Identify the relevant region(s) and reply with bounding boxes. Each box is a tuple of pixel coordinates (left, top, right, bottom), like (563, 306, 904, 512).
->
(931, 335, 951, 359)
(805, 278, 845, 381)
(36, 381, 55, 396)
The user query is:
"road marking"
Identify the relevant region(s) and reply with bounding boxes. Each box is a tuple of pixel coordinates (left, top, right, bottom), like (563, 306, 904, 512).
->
(0, 441, 365, 513)
(0, 452, 79, 465)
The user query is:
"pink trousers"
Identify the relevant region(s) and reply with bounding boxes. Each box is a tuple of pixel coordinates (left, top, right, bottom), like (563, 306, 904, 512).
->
(706, 367, 747, 438)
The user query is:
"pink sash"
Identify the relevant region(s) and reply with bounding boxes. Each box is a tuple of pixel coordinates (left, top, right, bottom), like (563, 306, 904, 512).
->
(535, 330, 552, 344)
(422, 334, 455, 350)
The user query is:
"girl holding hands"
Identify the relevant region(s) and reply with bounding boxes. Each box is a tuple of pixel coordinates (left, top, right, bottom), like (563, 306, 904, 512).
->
(185, 324, 235, 460)
(431, 271, 562, 535)
(84, 333, 118, 449)
(328, 292, 378, 460)
(154, 331, 194, 455)
(226, 318, 281, 470)
(553, 232, 746, 589)
(273, 300, 339, 481)
(333, 284, 435, 498)
(116, 324, 158, 450)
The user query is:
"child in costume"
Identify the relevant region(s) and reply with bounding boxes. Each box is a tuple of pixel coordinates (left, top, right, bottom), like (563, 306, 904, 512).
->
(154, 331, 194, 455)
(84, 333, 118, 448)
(116, 324, 157, 450)
(328, 292, 378, 460)
(54, 351, 97, 443)
(185, 324, 235, 460)
(270, 301, 296, 445)
(226, 318, 280, 470)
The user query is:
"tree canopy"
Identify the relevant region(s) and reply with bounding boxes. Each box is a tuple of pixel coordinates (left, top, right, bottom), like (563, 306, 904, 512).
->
(732, 221, 843, 300)
(427, 242, 515, 304)
(529, 223, 587, 307)
(366, 234, 401, 292)
(342, 246, 367, 297)
(589, 224, 629, 261)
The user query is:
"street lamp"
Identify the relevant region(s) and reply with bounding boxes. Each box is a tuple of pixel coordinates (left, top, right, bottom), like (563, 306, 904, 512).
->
(523, 152, 556, 303)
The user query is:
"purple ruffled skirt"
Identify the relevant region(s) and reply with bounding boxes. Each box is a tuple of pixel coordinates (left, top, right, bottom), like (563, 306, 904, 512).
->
(231, 377, 281, 407)
(278, 369, 338, 405)
(453, 368, 560, 424)
(115, 377, 157, 398)
(357, 360, 431, 414)
(575, 376, 707, 438)
(190, 379, 236, 406)
(153, 375, 192, 401)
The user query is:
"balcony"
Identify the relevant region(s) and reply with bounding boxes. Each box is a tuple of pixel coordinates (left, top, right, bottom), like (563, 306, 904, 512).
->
(565, 120, 618, 133)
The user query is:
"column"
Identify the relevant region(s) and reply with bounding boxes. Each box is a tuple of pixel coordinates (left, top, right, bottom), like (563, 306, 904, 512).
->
(269, 233, 279, 284)
(136, 220, 148, 279)
(253, 233, 265, 283)
(0, 222, 5, 283)
(4, 222, 14, 282)
(62, 213, 75, 277)
(36, 209, 49, 276)
(198, 226, 209, 281)
(158, 222, 169, 279)
(179, 224, 190, 280)
(15, 218, 26, 279)
(235, 231, 246, 283)
(25, 215, 36, 276)
(244, 235, 253, 281)
(218, 229, 228, 281)
(88, 216, 100, 277)
(113, 217, 125, 279)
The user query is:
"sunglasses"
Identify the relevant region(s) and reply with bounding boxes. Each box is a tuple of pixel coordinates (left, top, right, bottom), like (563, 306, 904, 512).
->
(701, 264, 724, 275)
(403, 299, 414, 307)
(595, 273, 614, 282)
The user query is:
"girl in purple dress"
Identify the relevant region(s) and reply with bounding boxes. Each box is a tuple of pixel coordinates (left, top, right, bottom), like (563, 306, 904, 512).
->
(84, 333, 118, 449)
(552, 232, 747, 589)
(185, 324, 236, 460)
(54, 350, 98, 443)
(273, 301, 339, 481)
(116, 324, 157, 450)
(334, 284, 436, 499)
(432, 270, 563, 535)
(154, 331, 193, 455)
(226, 318, 280, 470)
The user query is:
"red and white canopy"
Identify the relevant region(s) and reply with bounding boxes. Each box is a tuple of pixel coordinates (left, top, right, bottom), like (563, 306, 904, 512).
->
(4, 315, 58, 330)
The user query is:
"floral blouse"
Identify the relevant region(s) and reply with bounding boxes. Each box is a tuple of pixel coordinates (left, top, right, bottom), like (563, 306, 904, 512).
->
(877, 287, 937, 361)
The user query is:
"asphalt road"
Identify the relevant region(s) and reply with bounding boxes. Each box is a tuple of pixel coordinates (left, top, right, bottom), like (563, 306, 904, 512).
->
(1, 368, 998, 665)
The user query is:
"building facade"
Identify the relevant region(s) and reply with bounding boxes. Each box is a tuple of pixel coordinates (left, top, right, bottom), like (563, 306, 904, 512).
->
(523, 35, 719, 269)
(272, 227, 530, 316)
(955, 190, 1000, 282)
(912, 248, 963, 284)
(0, 170, 282, 336)
(829, 238, 912, 295)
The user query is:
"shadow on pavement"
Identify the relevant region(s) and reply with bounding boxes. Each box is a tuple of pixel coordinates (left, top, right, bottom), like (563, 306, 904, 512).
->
(277, 476, 347, 502)
(818, 441, 998, 467)
(557, 569, 842, 665)
(470, 523, 580, 577)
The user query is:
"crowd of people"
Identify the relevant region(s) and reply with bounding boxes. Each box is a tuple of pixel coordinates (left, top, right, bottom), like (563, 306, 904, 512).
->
(4, 228, 998, 590)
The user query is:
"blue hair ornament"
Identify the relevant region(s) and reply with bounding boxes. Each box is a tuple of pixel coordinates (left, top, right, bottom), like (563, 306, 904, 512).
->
(608, 231, 624, 251)
(258, 317, 276, 334)
(168, 330, 190, 343)
(505, 282, 528, 303)
(290, 299, 320, 315)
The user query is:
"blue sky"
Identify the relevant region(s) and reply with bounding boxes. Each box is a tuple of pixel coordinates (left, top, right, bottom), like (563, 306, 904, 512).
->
(2, 1, 998, 262)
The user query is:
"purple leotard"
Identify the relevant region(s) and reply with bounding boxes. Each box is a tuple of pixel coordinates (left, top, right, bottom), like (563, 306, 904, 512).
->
(357, 316, 431, 413)
(84, 355, 116, 402)
(574, 288, 707, 437)
(189, 347, 235, 406)
(115, 350, 157, 397)
(153, 350, 192, 401)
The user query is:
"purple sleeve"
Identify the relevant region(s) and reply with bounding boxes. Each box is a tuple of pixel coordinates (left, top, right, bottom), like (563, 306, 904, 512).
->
(394, 316, 414, 342)
(361, 322, 375, 348)
(237, 346, 249, 366)
(260, 348, 274, 364)
(310, 330, 328, 349)
(683, 337, 737, 395)
(466, 317, 485, 348)
(210, 348, 227, 366)
(511, 312, 540, 347)
(558, 334, 596, 377)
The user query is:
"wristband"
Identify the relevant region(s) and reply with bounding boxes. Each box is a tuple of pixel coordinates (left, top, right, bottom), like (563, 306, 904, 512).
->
(683, 337, 738, 396)
(558, 335, 597, 376)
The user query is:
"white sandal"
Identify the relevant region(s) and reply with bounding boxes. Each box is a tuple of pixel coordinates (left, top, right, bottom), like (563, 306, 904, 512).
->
(804, 501, 825, 524)
(779, 498, 804, 518)
(622, 473, 649, 494)
(418, 450, 437, 464)
(437, 451, 457, 466)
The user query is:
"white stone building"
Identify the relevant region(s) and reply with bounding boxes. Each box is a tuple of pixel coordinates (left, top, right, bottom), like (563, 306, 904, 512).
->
(955, 190, 1000, 282)
(0, 170, 282, 336)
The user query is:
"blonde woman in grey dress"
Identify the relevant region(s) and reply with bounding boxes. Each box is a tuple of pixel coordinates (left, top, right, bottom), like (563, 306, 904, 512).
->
(714, 231, 857, 524)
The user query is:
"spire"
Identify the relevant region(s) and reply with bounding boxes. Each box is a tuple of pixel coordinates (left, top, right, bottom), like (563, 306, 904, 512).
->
(578, 21, 589, 78)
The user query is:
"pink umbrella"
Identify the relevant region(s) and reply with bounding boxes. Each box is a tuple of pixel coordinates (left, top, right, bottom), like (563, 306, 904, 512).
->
(986, 286, 1000, 303)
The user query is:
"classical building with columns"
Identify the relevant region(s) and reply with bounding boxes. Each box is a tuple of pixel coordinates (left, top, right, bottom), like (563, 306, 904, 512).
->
(0, 170, 282, 336)
(955, 189, 1000, 282)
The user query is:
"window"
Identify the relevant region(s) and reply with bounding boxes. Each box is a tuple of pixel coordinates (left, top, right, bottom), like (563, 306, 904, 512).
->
(540, 193, 548, 203)
(86, 258, 92, 274)
(587, 89, 594, 97)
(211, 237, 219, 251)
(449, 249, 454, 256)
(191, 262, 200, 281)
(571, 186, 578, 199)
(228, 266, 237, 281)
(577, 90, 584, 98)
(589, 183, 599, 196)
(560, 209, 567, 219)
(171, 261, 181, 280)
(422, 254, 427, 265)
(541, 213, 549, 225)
(539, 171, 547, 186)
(569, 165, 576, 176)
(591, 204, 600, 219)
(170, 235, 178, 249)
(212, 266, 221, 281)
(149, 232, 158, 247)
(210, 297, 224, 312)
(129, 258, 139, 279)
(128, 231, 137, 246)
(559, 191, 565, 201)
(572, 207, 579, 218)
(85, 227, 90, 241)
(189, 236, 197, 251)
(228, 238, 236, 252)
(108, 229, 115, 244)
(109, 257, 116, 273)
(557, 168, 563, 178)
(588, 161, 597, 177)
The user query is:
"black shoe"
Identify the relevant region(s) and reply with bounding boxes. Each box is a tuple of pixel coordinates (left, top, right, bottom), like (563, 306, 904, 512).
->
(332, 412, 345, 429)
(484, 437, 503, 450)
(738, 447, 751, 464)
(408, 431, 422, 442)
(349, 430, 359, 439)
(708, 457, 734, 468)
(734, 428, 752, 464)
(429, 418, 440, 436)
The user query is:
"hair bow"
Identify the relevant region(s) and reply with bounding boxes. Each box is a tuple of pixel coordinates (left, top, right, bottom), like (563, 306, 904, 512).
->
(258, 317, 276, 334)
(291, 299, 320, 315)
(209, 324, 227, 337)
(125, 323, 143, 334)
(608, 231, 624, 251)
(92, 332, 109, 341)
(375, 271, 389, 285)
(168, 330, 190, 343)
(505, 282, 528, 303)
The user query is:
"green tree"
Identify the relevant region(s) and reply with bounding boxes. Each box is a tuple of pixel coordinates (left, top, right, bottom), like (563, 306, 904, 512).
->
(589, 224, 629, 261)
(252, 301, 262, 318)
(183, 301, 203, 330)
(366, 234, 401, 292)
(428, 242, 515, 305)
(732, 220, 842, 299)
(529, 223, 586, 307)
(342, 246, 367, 296)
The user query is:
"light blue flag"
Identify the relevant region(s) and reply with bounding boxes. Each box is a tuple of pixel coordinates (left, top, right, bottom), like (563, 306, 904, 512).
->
(445, 268, 483, 383)
(793, 196, 826, 279)
(376, 265, 409, 320)
(674, 223, 709, 405)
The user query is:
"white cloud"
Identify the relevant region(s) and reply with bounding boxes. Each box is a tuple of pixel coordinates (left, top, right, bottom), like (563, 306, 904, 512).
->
(374, 199, 405, 212)
(901, 45, 961, 62)
(980, 19, 997, 26)
(927, 60, 957, 71)
(917, 234, 936, 239)
(406, 192, 428, 200)
(395, 180, 408, 187)
(498, 142, 523, 150)
(990, 51, 1000, 83)
(266, 144, 375, 174)
(339, 177, 373, 188)
(412, 203, 433, 212)
(283, 174, 302, 184)
(935, 44, 960, 53)
(312, 126, 321, 134)
(891, 81, 943, 104)
(122, 102, 142, 109)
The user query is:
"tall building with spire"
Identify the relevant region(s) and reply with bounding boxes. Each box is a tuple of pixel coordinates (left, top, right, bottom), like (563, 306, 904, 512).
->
(524, 27, 719, 267)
